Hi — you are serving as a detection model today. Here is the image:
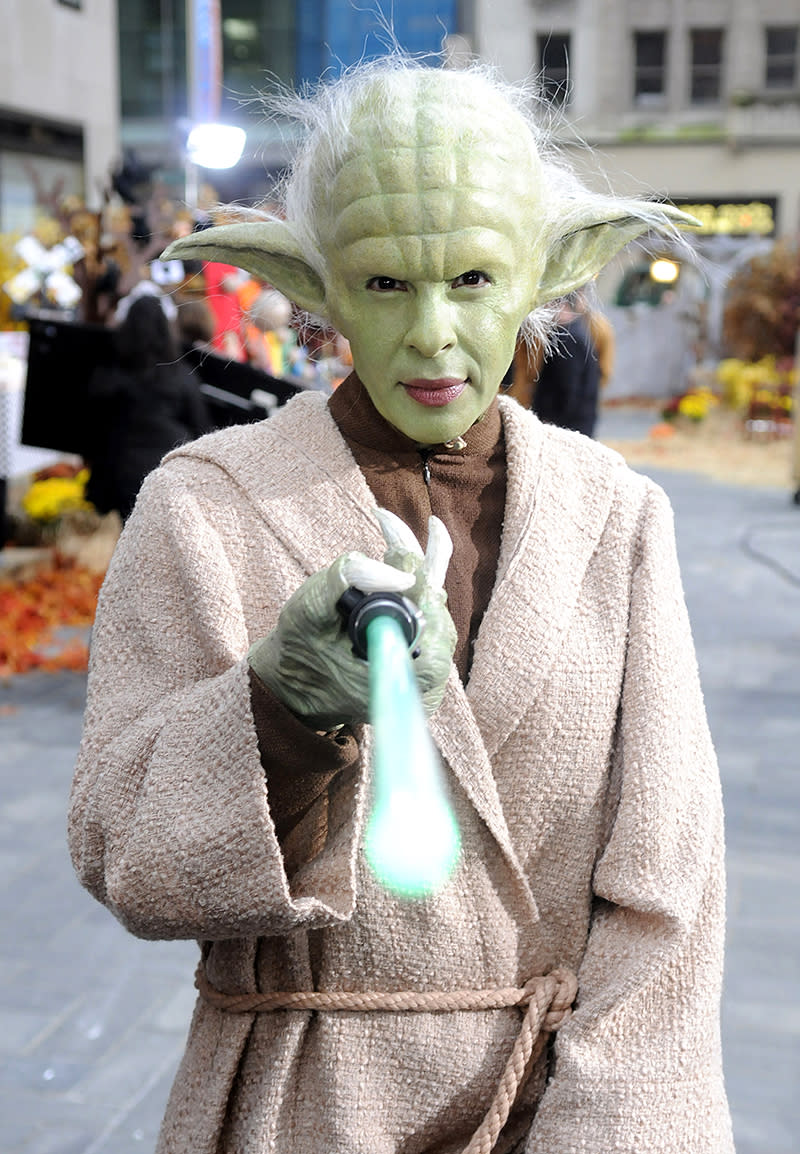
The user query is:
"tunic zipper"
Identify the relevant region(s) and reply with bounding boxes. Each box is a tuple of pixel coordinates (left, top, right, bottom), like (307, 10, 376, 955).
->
(420, 450, 432, 488)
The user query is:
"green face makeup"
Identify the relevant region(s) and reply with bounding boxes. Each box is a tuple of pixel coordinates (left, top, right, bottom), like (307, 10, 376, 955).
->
(320, 96, 543, 444)
(326, 199, 539, 442)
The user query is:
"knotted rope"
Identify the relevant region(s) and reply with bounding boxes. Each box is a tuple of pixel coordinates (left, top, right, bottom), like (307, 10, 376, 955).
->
(195, 963, 577, 1154)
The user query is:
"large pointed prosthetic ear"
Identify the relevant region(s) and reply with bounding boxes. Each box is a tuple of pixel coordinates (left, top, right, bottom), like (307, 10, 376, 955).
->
(535, 203, 698, 305)
(160, 220, 327, 316)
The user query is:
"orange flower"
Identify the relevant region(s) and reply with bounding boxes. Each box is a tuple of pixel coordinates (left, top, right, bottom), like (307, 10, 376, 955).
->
(0, 556, 103, 676)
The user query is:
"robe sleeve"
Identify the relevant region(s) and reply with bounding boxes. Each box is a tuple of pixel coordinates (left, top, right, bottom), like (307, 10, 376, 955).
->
(527, 481, 734, 1153)
(68, 461, 367, 942)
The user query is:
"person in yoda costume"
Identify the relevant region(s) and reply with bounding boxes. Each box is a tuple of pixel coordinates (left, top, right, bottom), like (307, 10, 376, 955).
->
(69, 58, 733, 1154)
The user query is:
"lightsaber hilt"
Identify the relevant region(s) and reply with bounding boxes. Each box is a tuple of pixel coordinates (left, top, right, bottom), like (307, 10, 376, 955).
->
(336, 587, 423, 661)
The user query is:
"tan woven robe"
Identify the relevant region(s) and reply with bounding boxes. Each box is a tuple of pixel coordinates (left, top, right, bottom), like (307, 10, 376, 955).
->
(68, 391, 734, 1153)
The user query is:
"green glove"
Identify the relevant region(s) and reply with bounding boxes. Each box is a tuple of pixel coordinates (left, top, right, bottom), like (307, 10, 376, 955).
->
(248, 509, 456, 731)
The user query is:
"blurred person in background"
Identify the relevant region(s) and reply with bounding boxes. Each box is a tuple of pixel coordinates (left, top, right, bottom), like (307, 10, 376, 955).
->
(176, 297, 217, 355)
(85, 292, 211, 519)
(530, 293, 603, 437)
(244, 287, 299, 377)
(582, 292, 615, 391)
(507, 290, 614, 429)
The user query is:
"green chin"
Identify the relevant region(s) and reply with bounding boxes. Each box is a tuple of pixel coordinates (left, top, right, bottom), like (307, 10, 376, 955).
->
(370, 383, 497, 446)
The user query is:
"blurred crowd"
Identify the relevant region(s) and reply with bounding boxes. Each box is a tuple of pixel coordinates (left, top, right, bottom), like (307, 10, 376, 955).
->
(0, 163, 359, 525)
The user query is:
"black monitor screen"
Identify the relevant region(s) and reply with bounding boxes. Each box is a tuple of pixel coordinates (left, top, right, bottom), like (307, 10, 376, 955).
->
(22, 315, 303, 455)
(22, 315, 115, 456)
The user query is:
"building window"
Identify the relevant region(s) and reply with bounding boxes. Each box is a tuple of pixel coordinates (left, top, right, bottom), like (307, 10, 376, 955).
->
(765, 26, 798, 89)
(222, 0, 296, 100)
(538, 33, 571, 105)
(634, 30, 667, 103)
(119, 0, 187, 120)
(689, 28, 724, 104)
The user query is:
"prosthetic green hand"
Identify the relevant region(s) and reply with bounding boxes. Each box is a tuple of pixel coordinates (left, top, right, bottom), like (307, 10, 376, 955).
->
(248, 509, 456, 731)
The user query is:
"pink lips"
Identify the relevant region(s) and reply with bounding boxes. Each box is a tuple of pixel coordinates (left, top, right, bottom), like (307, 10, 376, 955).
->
(402, 378, 467, 407)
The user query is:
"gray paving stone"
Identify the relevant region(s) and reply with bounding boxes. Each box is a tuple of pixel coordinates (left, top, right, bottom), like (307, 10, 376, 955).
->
(1, 1112, 39, 1151)
(0, 1056, 90, 1093)
(17, 1126, 95, 1154)
(78, 1070, 177, 1154)
(63, 1027, 185, 1115)
(149, 983, 198, 1034)
(0, 1007, 57, 1055)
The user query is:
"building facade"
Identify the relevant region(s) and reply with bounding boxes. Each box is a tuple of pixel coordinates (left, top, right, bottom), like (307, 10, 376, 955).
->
(475, 0, 800, 240)
(0, 0, 119, 231)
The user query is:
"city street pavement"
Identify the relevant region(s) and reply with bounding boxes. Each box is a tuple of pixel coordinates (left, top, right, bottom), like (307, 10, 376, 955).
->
(2, 412, 799, 1153)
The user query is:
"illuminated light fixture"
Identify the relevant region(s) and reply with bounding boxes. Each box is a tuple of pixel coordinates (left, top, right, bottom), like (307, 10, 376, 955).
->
(186, 123, 246, 169)
(650, 258, 680, 284)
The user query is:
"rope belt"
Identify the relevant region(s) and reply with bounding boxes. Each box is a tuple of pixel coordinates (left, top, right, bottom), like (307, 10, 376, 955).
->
(195, 963, 578, 1154)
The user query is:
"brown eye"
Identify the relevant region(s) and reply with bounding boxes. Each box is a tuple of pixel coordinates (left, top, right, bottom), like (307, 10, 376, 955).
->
(451, 270, 490, 288)
(367, 276, 408, 292)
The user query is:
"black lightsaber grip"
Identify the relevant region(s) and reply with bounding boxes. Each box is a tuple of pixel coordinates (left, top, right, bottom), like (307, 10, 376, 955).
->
(336, 587, 423, 661)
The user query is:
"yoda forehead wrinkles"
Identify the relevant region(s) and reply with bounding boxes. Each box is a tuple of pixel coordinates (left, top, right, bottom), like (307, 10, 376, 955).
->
(332, 143, 526, 205)
(332, 187, 526, 252)
(328, 145, 538, 252)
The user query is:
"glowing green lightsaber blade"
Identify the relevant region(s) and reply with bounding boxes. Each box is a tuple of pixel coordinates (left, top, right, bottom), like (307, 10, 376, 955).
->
(363, 614, 460, 898)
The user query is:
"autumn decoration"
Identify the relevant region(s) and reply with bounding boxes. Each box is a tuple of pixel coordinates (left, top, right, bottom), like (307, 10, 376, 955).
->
(722, 239, 800, 363)
(716, 356, 795, 437)
(661, 384, 720, 425)
(0, 555, 103, 677)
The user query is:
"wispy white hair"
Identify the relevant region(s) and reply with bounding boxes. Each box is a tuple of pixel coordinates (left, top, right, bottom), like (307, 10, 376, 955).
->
(254, 52, 687, 350)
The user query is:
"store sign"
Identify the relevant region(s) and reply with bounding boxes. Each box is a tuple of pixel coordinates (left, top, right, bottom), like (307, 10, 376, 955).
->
(671, 197, 777, 236)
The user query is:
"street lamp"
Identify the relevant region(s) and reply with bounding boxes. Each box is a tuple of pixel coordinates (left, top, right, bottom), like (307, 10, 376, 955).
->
(184, 123, 246, 208)
(650, 258, 680, 285)
(186, 123, 246, 169)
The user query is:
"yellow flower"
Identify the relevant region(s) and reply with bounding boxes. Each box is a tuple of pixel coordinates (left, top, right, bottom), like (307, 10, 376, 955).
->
(22, 475, 93, 522)
(716, 358, 745, 385)
(716, 356, 791, 410)
(678, 394, 708, 420)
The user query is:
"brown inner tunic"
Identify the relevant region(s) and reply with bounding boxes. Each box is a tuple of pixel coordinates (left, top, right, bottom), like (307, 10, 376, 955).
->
(328, 373, 506, 681)
(251, 372, 507, 838)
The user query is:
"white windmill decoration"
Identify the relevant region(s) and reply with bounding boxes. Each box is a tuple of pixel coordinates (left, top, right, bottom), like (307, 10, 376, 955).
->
(3, 234, 85, 311)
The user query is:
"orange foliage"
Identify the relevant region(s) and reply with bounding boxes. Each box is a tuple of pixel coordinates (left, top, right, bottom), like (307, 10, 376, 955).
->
(723, 239, 800, 361)
(0, 556, 104, 676)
